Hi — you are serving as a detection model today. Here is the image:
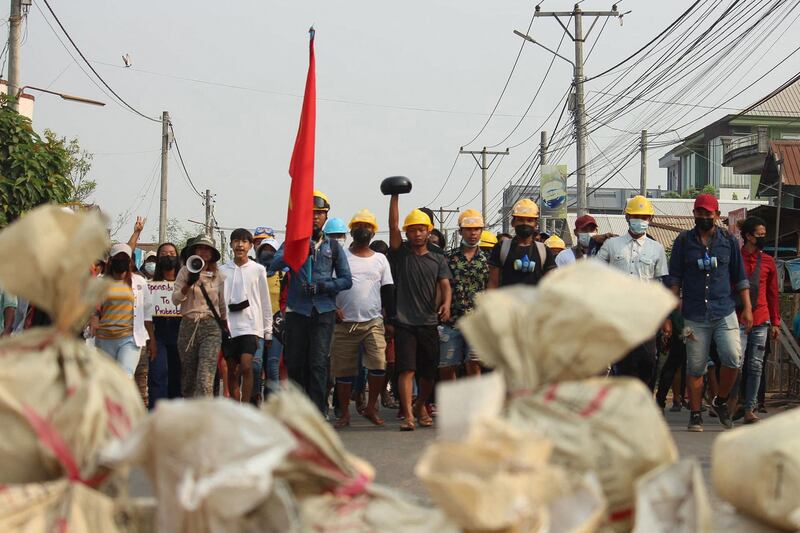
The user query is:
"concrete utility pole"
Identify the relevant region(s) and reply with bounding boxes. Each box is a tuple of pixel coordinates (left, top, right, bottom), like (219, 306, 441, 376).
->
(436, 207, 460, 248)
(515, 4, 623, 216)
(459, 146, 510, 221)
(8, 0, 22, 112)
(639, 129, 648, 196)
(204, 189, 213, 238)
(539, 131, 549, 232)
(159, 111, 170, 243)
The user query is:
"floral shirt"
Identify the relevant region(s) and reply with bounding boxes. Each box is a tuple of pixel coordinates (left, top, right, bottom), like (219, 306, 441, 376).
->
(447, 245, 489, 326)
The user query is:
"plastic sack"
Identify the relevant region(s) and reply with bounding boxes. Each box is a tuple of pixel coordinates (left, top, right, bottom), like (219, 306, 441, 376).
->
(0, 479, 121, 532)
(100, 398, 297, 533)
(632, 459, 712, 533)
(461, 261, 676, 391)
(0, 206, 145, 484)
(506, 378, 678, 532)
(712, 408, 800, 531)
(416, 417, 605, 533)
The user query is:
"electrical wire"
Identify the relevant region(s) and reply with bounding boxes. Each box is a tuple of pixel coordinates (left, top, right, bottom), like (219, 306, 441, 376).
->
(39, 0, 161, 123)
(169, 124, 205, 199)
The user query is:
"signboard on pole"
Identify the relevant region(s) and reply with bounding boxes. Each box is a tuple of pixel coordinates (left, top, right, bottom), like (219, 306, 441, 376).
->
(541, 165, 568, 219)
(147, 281, 180, 317)
(727, 207, 747, 246)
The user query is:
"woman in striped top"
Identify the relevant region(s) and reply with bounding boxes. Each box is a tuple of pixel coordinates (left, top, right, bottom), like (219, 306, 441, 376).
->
(93, 243, 155, 377)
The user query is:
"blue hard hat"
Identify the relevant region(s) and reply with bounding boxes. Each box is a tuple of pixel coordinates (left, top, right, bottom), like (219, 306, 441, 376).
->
(323, 217, 348, 235)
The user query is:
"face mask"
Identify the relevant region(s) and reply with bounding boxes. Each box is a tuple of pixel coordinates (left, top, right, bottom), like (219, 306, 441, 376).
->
(336, 237, 347, 247)
(628, 219, 649, 235)
(577, 232, 596, 248)
(258, 250, 275, 268)
(158, 256, 179, 270)
(110, 256, 129, 273)
(755, 236, 767, 250)
(351, 228, 374, 245)
(461, 239, 479, 249)
(143, 262, 156, 276)
(312, 227, 323, 240)
(515, 224, 535, 239)
(695, 217, 714, 232)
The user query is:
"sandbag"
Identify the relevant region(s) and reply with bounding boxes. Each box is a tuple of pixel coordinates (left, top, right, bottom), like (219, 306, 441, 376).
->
(712, 408, 800, 531)
(461, 261, 676, 391)
(416, 417, 605, 533)
(100, 398, 297, 533)
(506, 378, 678, 532)
(0, 479, 121, 532)
(632, 459, 712, 533)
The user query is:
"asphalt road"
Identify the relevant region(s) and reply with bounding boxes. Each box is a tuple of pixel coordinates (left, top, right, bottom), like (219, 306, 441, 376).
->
(129, 396, 781, 502)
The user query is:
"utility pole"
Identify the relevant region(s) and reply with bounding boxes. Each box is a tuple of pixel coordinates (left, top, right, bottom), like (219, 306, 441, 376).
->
(8, 0, 22, 112)
(159, 111, 170, 243)
(539, 131, 549, 233)
(204, 189, 213, 238)
(515, 4, 624, 216)
(459, 146, 510, 221)
(640, 129, 647, 196)
(436, 207, 460, 248)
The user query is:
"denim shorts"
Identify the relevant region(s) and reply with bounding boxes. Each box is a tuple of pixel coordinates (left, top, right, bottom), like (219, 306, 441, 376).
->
(438, 324, 479, 368)
(684, 312, 742, 377)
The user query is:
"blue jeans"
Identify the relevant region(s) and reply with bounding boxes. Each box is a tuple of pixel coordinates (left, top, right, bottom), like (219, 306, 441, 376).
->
(96, 336, 140, 378)
(148, 340, 169, 409)
(438, 324, 478, 368)
(740, 324, 769, 411)
(685, 312, 742, 377)
(284, 310, 336, 413)
(264, 337, 283, 394)
(252, 338, 264, 400)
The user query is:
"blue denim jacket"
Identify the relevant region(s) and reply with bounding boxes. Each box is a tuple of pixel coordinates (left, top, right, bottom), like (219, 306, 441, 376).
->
(269, 237, 352, 317)
(667, 227, 749, 322)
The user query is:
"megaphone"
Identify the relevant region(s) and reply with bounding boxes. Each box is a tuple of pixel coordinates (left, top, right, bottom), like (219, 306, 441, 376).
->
(186, 255, 205, 274)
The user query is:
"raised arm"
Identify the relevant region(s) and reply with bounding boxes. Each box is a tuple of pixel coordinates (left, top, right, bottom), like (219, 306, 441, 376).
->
(389, 194, 402, 250)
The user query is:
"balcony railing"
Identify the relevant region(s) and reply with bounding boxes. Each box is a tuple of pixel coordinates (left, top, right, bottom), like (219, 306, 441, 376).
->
(727, 133, 759, 152)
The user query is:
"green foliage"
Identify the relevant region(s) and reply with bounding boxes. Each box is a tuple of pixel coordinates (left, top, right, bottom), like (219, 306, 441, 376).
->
(47, 131, 97, 205)
(731, 192, 738, 200)
(663, 191, 681, 199)
(152, 217, 196, 248)
(0, 95, 73, 227)
(701, 184, 717, 196)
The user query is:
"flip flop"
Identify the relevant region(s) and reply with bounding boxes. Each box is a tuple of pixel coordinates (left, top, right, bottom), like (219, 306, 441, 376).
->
(399, 419, 416, 431)
(363, 410, 385, 426)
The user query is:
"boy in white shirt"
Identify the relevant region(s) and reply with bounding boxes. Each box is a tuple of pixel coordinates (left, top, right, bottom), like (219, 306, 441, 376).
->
(331, 210, 395, 428)
(220, 228, 273, 403)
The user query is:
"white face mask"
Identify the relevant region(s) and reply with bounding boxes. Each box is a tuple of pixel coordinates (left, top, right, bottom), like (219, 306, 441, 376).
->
(143, 262, 156, 276)
(461, 239, 479, 249)
(577, 232, 596, 248)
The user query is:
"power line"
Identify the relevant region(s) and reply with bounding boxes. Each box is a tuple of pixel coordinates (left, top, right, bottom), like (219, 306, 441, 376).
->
(39, 0, 161, 123)
(168, 124, 204, 199)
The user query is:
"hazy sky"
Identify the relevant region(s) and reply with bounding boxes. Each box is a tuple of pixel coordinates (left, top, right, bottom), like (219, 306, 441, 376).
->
(8, 0, 800, 241)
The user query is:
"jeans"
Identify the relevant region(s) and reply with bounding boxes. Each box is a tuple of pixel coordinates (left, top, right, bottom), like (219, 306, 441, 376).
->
(96, 336, 140, 378)
(253, 338, 264, 400)
(284, 310, 336, 413)
(438, 324, 479, 368)
(265, 337, 283, 394)
(739, 324, 769, 411)
(149, 340, 182, 408)
(685, 312, 742, 377)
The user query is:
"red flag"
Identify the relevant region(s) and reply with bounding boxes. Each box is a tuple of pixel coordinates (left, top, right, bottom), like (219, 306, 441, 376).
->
(284, 28, 316, 273)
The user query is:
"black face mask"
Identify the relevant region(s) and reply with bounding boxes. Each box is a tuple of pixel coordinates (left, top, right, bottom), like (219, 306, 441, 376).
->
(351, 228, 374, 245)
(755, 236, 767, 250)
(158, 256, 179, 270)
(258, 250, 275, 268)
(312, 226, 323, 241)
(515, 224, 536, 239)
(110, 256, 130, 273)
(694, 217, 714, 232)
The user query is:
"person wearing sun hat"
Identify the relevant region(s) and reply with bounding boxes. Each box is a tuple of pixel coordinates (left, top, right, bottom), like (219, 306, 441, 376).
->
(172, 234, 228, 398)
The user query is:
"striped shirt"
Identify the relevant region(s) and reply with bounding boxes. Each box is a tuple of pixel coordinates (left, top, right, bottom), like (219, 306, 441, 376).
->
(97, 281, 135, 339)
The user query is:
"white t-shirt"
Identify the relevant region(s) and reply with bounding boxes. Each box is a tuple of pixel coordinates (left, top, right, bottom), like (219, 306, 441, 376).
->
(336, 249, 393, 323)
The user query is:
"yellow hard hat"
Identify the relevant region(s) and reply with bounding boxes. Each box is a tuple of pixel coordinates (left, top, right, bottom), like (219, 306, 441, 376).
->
(544, 235, 566, 250)
(458, 208, 484, 228)
(349, 208, 378, 232)
(313, 190, 331, 211)
(625, 195, 655, 216)
(402, 208, 434, 232)
(479, 230, 498, 248)
(511, 198, 540, 218)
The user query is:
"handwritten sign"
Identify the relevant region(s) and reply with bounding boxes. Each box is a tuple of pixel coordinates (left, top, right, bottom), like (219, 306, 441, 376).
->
(148, 281, 180, 317)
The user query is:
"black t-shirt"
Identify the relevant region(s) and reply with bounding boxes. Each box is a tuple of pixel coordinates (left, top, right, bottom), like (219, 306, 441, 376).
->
(488, 237, 557, 287)
(388, 242, 452, 326)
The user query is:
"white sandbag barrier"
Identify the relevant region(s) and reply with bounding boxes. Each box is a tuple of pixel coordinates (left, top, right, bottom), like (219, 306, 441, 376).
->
(713, 408, 800, 531)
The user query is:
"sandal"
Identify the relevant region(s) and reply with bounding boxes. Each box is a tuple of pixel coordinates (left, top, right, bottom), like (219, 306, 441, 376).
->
(381, 390, 398, 409)
(399, 419, 416, 431)
(363, 409, 385, 426)
(414, 406, 433, 427)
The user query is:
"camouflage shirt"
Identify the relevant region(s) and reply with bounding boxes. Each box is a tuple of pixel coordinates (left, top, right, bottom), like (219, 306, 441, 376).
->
(447, 245, 489, 325)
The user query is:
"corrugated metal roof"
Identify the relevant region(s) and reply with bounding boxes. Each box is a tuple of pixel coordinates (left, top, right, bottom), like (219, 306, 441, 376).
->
(768, 141, 800, 186)
(648, 198, 766, 217)
(744, 77, 800, 117)
(565, 214, 725, 250)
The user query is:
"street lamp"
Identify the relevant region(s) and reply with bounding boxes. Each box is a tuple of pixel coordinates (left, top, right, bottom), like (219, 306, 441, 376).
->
(17, 85, 106, 107)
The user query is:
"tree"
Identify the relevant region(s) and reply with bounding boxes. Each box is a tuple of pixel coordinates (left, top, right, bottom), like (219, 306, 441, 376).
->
(681, 188, 700, 199)
(701, 184, 717, 196)
(49, 131, 97, 205)
(0, 95, 72, 227)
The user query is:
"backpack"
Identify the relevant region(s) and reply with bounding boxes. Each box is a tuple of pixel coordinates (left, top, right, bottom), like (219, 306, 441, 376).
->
(499, 238, 547, 271)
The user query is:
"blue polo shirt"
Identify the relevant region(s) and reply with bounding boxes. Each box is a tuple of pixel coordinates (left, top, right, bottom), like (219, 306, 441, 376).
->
(667, 227, 749, 322)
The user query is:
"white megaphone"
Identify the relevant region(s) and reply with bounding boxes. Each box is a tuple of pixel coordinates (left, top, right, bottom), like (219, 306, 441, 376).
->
(186, 254, 205, 274)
